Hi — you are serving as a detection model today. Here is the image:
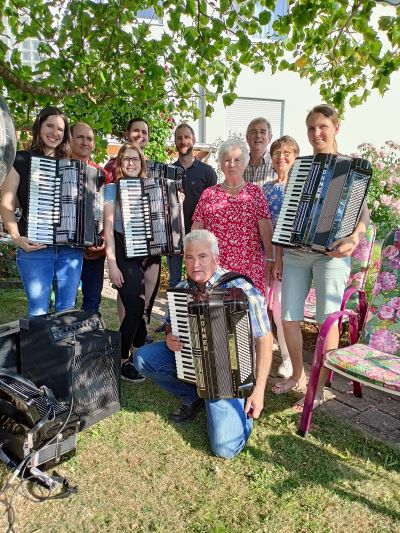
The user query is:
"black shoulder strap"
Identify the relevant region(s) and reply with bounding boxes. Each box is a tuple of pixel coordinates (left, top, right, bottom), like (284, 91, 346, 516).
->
(211, 271, 255, 290)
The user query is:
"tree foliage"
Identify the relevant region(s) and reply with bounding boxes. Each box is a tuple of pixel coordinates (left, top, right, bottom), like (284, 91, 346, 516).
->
(0, 0, 399, 138)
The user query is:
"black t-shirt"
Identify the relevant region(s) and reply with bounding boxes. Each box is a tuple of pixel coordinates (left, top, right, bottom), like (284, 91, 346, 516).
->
(173, 158, 218, 233)
(13, 150, 34, 237)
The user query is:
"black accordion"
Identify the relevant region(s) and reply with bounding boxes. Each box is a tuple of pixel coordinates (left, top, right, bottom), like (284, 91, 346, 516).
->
(167, 285, 255, 399)
(26, 155, 105, 246)
(272, 153, 372, 253)
(118, 165, 185, 258)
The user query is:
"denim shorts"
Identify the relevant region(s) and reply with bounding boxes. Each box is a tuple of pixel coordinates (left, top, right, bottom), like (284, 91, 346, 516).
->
(281, 249, 350, 324)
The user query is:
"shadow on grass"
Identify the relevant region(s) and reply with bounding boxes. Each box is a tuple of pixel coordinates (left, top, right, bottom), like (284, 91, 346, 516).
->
(245, 430, 400, 522)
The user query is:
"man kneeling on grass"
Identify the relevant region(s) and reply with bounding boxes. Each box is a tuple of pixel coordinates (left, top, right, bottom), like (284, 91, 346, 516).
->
(133, 229, 272, 459)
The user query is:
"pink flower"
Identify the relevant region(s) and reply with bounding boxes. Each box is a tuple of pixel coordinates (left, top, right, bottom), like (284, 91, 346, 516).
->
(373, 200, 380, 209)
(379, 180, 386, 187)
(372, 282, 382, 296)
(379, 150, 387, 158)
(388, 297, 400, 309)
(376, 161, 385, 170)
(369, 330, 399, 355)
(377, 271, 397, 290)
(352, 239, 369, 261)
(378, 305, 396, 319)
(382, 245, 399, 260)
(390, 257, 400, 269)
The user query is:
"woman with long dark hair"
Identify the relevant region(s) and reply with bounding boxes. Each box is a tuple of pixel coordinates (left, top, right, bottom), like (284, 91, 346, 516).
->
(0, 106, 83, 316)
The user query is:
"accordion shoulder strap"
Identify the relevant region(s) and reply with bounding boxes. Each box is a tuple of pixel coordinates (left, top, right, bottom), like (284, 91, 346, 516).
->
(210, 271, 254, 291)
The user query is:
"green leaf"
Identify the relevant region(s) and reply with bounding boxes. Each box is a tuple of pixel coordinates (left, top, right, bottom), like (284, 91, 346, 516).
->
(222, 92, 237, 107)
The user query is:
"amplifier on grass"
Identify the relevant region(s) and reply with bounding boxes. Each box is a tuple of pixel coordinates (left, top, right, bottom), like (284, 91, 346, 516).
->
(19, 310, 121, 431)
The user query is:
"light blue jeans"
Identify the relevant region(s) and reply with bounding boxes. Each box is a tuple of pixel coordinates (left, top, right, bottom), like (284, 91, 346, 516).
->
(16, 246, 83, 316)
(133, 341, 253, 459)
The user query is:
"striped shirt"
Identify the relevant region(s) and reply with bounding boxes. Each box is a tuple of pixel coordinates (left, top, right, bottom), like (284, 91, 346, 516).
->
(244, 153, 275, 188)
(166, 267, 270, 338)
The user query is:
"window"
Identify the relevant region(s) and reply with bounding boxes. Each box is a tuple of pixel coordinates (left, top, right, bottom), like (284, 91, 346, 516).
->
(225, 97, 285, 141)
(254, 0, 287, 41)
(19, 38, 40, 68)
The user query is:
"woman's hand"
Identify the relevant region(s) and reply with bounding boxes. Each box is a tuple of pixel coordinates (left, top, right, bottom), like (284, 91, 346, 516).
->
(327, 234, 359, 257)
(166, 332, 183, 352)
(273, 256, 283, 281)
(13, 236, 47, 252)
(264, 261, 273, 288)
(108, 262, 124, 288)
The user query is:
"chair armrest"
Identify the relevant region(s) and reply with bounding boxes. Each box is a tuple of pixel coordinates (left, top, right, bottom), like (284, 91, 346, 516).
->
(312, 310, 360, 369)
(341, 288, 367, 325)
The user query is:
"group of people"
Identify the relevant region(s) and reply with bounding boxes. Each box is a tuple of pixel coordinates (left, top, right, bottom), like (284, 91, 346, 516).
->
(0, 103, 369, 459)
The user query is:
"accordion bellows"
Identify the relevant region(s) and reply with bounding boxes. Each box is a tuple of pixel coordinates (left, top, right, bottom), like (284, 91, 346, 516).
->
(272, 153, 372, 252)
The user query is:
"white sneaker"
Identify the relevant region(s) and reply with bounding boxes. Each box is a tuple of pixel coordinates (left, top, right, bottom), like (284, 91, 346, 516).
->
(277, 358, 293, 378)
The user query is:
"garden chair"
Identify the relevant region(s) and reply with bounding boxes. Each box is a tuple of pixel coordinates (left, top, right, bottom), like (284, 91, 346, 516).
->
(298, 227, 400, 437)
(303, 224, 377, 324)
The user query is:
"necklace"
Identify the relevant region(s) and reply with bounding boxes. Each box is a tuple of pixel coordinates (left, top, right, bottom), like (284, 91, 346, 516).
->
(222, 180, 245, 189)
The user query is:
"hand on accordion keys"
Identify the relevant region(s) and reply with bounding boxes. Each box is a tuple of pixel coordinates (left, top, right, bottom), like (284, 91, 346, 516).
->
(326, 233, 359, 258)
(166, 332, 183, 352)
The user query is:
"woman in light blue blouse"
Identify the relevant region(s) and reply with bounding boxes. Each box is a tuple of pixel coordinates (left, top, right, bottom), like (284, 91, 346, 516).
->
(262, 136, 300, 378)
(104, 142, 148, 383)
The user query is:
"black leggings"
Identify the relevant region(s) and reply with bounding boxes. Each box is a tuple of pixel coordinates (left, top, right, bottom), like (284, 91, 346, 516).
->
(114, 232, 147, 358)
(143, 256, 161, 323)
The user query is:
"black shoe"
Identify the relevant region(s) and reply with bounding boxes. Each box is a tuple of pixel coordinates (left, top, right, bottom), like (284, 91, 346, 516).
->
(121, 362, 146, 384)
(155, 323, 166, 333)
(169, 398, 205, 424)
(145, 335, 153, 344)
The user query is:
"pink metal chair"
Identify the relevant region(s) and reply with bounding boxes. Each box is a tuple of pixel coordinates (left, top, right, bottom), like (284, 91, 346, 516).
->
(299, 227, 400, 437)
(303, 224, 377, 324)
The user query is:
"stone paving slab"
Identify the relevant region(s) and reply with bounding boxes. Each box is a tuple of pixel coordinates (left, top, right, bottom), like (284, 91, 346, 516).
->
(102, 278, 400, 449)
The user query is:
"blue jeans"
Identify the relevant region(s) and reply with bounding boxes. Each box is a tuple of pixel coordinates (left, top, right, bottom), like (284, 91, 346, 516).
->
(16, 246, 83, 317)
(167, 254, 183, 288)
(81, 256, 106, 313)
(134, 341, 253, 458)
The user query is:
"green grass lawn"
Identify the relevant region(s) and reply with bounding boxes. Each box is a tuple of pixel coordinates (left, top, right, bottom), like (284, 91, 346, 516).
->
(0, 253, 399, 532)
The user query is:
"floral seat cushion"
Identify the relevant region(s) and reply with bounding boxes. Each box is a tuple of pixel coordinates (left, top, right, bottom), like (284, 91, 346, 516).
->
(304, 288, 316, 319)
(325, 343, 400, 393)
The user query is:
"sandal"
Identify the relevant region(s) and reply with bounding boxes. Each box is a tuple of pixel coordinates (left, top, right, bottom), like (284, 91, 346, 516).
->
(271, 377, 307, 395)
(292, 391, 335, 412)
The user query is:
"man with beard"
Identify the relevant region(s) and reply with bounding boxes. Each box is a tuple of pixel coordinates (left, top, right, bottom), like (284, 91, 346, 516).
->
(70, 122, 110, 313)
(244, 117, 276, 187)
(167, 123, 217, 288)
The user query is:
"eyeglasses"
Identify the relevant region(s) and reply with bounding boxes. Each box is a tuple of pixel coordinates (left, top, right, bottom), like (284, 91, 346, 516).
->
(272, 150, 295, 158)
(122, 156, 140, 164)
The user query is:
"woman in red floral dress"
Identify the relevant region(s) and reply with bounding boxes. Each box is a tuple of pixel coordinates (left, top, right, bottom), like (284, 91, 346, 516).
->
(192, 139, 274, 296)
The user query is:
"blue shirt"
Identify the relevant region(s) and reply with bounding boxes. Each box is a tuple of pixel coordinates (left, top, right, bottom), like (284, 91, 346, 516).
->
(166, 266, 270, 338)
(262, 181, 286, 229)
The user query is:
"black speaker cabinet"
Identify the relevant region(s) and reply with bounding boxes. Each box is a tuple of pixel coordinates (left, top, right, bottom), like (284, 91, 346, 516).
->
(19, 310, 121, 430)
(0, 321, 20, 372)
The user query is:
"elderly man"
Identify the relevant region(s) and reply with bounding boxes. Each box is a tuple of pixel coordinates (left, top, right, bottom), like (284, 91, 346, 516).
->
(133, 229, 272, 459)
(70, 122, 110, 313)
(244, 117, 275, 187)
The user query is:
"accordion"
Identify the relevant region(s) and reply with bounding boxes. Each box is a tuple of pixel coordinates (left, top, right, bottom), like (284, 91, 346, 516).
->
(167, 286, 255, 399)
(26, 155, 105, 247)
(118, 169, 185, 258)
(272, 153, 372, 253)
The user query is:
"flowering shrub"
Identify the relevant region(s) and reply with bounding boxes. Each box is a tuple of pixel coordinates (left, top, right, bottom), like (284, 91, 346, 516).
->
(0, 244, 19, 279)
(355, 141, 400, 239)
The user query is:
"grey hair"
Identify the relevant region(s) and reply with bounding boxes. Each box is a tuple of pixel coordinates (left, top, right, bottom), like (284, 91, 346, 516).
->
(218, 138, 250, 167)
(246, 117, 273, 140)
(184, 229, 219, 256)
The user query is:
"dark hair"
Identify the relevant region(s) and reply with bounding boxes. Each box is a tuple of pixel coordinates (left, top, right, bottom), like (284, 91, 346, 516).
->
(270, 135, 300, 158)
(175, 123, 195, 139)
(70, 122, 94, 136)
(306, 104, 339, 153)
(30, 106, 70, 158)
(125, 117, 150, 137)
(115, 142, 147, 180)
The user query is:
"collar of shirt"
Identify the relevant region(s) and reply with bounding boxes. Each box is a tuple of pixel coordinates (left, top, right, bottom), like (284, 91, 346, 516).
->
(174, 157, 200, 171)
